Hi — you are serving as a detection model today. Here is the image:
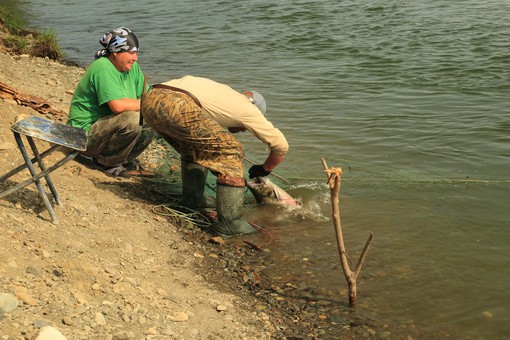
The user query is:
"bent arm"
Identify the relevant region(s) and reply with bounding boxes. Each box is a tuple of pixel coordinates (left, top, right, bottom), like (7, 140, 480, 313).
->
(263, 151, 285, 172)
(108, 98, 141, 114)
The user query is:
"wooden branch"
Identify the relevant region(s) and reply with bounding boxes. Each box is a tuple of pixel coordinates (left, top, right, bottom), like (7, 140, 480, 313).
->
(321, 157, 373, 307)
(354, 232, 373, 276)
(0, 81, 68, 120)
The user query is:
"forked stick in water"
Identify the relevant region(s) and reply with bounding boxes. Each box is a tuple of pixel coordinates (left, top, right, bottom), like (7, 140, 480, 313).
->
(321, 157, 373, 307)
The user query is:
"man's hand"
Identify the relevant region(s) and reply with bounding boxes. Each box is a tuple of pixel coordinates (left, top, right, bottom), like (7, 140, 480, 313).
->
(249, 164, 271, 179)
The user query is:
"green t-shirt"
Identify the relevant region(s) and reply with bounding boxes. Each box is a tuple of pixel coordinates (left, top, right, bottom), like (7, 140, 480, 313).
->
(67, 57, 144, 131)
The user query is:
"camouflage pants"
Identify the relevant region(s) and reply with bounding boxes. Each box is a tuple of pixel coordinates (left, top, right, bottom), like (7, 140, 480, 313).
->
(141, 88, 245, 187)
(83, 111, 154, 167)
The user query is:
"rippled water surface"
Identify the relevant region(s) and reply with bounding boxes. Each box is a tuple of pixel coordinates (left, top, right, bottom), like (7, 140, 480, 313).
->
(9, 0, 510, 337)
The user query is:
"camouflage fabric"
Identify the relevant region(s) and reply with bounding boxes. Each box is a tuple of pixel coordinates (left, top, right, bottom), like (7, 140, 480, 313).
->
(83, 110, 154, 167)
(141, 88, 245, 187)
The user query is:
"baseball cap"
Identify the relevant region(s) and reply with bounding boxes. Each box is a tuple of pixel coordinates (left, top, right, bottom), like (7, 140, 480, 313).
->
(248, 90, 267, 115)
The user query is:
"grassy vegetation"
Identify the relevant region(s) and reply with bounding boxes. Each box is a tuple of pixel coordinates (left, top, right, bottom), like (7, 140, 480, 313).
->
(0, 5, 63, 60)
(0, 4, 25, 33)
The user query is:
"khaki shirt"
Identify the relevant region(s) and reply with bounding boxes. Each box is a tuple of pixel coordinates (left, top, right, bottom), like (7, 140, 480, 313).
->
(162, 76, 289, 154)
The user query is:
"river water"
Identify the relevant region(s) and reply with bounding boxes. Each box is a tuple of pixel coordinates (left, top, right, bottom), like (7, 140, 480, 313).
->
(5, 0, 509, 338)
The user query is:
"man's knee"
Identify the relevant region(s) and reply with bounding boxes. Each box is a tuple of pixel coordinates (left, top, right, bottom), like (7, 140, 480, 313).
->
(119, 111, 142, 134)
(217, 174, 246, 187)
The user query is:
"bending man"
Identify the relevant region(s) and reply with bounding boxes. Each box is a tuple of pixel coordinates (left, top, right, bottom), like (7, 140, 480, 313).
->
(141, 76, 289, 238)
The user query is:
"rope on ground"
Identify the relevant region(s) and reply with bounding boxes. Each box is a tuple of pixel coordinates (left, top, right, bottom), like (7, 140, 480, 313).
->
(151, 203, 213, 229)
(151, 204, 274, 249)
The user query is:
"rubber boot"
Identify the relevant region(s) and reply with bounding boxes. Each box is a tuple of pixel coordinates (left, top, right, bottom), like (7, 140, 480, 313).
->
(180, 160, 215, 209)
(211, 184, 257, 238)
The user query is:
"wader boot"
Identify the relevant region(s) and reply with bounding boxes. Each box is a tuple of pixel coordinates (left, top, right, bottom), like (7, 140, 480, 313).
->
(211, 184, 257, 238)
(180, 160, 215, 209)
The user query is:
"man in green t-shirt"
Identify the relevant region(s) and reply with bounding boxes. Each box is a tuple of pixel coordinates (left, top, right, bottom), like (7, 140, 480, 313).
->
(67, 27, 153, 178)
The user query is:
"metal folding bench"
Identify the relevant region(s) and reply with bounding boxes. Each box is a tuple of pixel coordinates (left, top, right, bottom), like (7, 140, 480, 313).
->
(0, 115, 87, 222)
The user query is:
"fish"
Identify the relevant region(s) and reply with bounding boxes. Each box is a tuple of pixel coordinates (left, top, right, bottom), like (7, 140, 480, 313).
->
(246, 176, 300, 206)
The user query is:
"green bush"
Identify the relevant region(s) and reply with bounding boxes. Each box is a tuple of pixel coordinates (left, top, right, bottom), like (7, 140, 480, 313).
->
(3, 35, 29, 54)
(33, 30, 63, 60)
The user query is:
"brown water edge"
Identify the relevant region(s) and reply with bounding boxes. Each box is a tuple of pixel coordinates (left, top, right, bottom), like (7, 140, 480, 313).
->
(232, 189, 460, 340)
(164, 224, 391, 339)
(250, 193, 501, 340)
(141, 151, 433, 339)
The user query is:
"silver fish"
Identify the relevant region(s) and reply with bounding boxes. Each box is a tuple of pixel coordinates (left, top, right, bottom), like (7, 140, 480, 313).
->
(246, 176, 300, 206)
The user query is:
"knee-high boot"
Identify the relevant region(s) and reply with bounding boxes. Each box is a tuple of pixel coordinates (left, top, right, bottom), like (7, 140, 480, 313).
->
(181, 160, 215, 209)
(211, 184, 257, 238)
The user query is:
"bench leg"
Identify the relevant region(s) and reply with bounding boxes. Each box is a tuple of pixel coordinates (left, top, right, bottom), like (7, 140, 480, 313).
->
(0, 149, 79, 200)
(26, 136, 60, 205)
(0, 144, 61, 182)
(13, 133, 57, 222)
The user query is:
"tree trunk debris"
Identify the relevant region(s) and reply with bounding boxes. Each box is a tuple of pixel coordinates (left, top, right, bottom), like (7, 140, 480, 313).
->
(0, 81, 67, 120)
(321, 157, 374, 307)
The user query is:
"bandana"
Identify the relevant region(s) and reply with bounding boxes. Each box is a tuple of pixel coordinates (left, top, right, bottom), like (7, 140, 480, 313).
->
(95, 27, 139, 59)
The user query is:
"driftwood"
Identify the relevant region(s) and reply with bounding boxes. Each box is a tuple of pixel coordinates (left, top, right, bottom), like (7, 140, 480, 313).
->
(321, 157, 373, 307)
(0, 81, 67, 120)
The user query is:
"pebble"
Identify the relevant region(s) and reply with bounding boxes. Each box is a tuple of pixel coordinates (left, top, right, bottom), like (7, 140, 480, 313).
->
(26, 266, 40, 276)
(482, 311, 493, 319)
(14, 286, 39, 306)
(34, 320, 47, 328)
(0, 292, 18, 313)
(62, 316, 74, 326)
(168, 311, 189, 322)
(53, 268, 64, 277)
(144, 327, 157, 335)
(208, 237, 225, 245)
(124, 277, 137, 286)
(138, 316, 147, 325)
(162, 326, 174, 336)
(259, 312, 270, 321)
(95, 311, 107, 325)
(32, 326, 67, 340)
(113, 330, 136, 339)
(216, 304, 228, 312)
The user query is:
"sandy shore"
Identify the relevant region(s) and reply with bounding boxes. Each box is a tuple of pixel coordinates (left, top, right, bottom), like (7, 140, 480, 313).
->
(0, 44, 301, 339)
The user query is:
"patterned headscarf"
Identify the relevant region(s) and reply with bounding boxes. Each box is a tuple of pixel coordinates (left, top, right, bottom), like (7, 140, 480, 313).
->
(94, 27, 139, 59)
